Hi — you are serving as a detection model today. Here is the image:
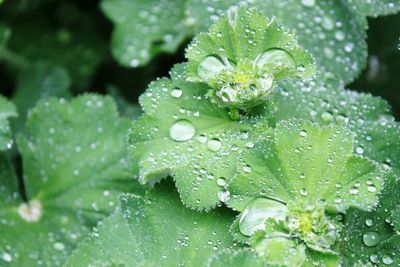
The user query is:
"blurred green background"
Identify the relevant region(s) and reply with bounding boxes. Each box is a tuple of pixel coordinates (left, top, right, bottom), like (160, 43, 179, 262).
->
(0, 0, 399, 117)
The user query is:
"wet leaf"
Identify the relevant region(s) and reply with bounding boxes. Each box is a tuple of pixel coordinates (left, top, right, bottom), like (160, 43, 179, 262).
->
(342, 174, 400, 266)
(101, 0, 188, 67)
(3, 3, 106, 90)
(0, 94, 143, 266)
(207, 249, 264, 267)
(64, 182, 238, 266)
(128, 64, 273, 210)
(229, 120, 386, 212)
(0, 95, 17, 150)
(12, 61, 71, 133)
(186, 7, 314, 110)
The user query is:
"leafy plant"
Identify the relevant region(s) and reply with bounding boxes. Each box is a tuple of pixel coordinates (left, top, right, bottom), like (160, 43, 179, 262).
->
(0, 0, 400, 266)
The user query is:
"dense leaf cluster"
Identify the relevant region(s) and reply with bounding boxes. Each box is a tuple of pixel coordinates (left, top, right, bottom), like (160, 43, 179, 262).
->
(0, 0, 400, 266)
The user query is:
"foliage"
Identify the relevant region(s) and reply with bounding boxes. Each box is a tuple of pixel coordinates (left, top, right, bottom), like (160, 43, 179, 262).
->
(0, 0, 400, 266)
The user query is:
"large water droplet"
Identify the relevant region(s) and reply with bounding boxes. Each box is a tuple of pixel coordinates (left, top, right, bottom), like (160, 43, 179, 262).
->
(207, 139, 222, 152)
(18, 199, 43, 223)
(255, 49, 296, 70)
(169, 120, 196, 142)
(239, 198, 287, 236)
(362, 231, 380, 247)
(301, 0, 315, 7)
(198, 56, 225, 80)
(1, 253, 12, 262)
(171, 87, 183, 98)
(382, 255, 394, 265)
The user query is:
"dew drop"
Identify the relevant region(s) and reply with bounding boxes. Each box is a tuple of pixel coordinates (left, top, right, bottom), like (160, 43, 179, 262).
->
(363, 231, 380, 247)
(171, 87, 183, 98)
(18, 199, 43, 223)
(365, 218, 374, 226)
(321, 111, 334, 122)
(197, 134, 207, 144)
(218, 191, 230, 202)
(1, 253, 12, 262)
(301, 0, 315, 7)
(382, 255, 394, 265)
(349, 187, 359, 195)
(217, 177, 226, 187)
(169, 120, 196, 142)
(130, 59, 140, 67)
(300, 188, 308, 196)
(53, 242, 66, 251)
(207, 139, 222, 152)
(239, 198, 287, 236)
(198, 56, 225, 80)
(355, 146, 364, 155)
(256, 49, 295, 70)
(243, 164, 252, 173)
(367, 184, 376, 193)
(299, 130, 307, 137)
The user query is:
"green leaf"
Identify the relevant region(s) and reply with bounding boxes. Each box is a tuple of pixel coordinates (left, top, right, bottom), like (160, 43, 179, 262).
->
(108, 85, 142, 119)
(229, 120, 385, 213)
(64, 182, 238, 267)
(342, 174, 400, 266)
(272, 78, 400, 176)
(0, 95, 17, 150)
(12, 61, 71, 133)
(0, 94, 143, 266)
(185, 7, 314, 110)
(343, 0, 400, 18)
(100, 0, 188, 67)
(0, 24, 10, 49)
(129, 64, 273, 210)
(207, 249, 264, 267)
(189, 0, 368, 83)
(5, 3, 106, 90)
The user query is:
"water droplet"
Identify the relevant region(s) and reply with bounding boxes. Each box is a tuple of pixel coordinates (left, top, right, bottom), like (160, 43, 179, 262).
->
(1, 253, 12, 262)
(300, 188, 308, 196)
(355, 146, 364, 155)
(218, 191, 230, 202)
(256, 49, 295, 70)
(243, 164, 252, 173)
(363, 231, 380, 247)
(53, 242, 66, 251)
(169, 120, 196, 142)
(299, 130, 307, 137)
(18, 199, 43, 223)
(370, 254, 378, 263)
(321, 111, 334, 122)
(367, 184, 376, 193)
(197, 134, 207, 144)
(207, 139, 222, 152)
(130, 59, 140, 67)
(365, 218, 374, 226)
(239, 198, 287, 236)
(198, 56, 225, 80)
(382, 255, 394, 265)
(301, 0, 315, 7)
(171, 87, 183, 98)
(349, 187, 359, 195)
(217, 177, 226, 187)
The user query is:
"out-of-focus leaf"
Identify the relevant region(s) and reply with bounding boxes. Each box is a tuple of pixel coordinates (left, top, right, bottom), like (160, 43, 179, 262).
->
(12, 61, 71, 133)
(0, 94, 143, 266)
(101, 0, 188, 67)
(0, 95, 17, 150)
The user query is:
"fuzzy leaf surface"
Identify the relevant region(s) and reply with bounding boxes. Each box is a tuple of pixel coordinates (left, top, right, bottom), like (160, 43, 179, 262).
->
(0, 95, 143, 266)
(65, 182, 237, 267)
